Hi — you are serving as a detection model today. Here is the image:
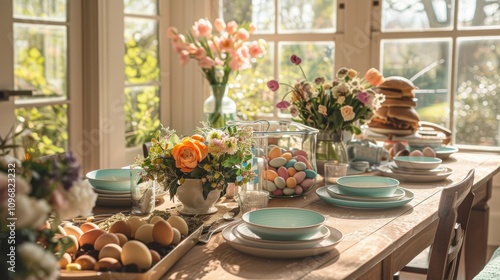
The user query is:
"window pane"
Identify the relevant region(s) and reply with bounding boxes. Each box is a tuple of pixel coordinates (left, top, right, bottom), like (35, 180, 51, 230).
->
(16, 105, 68, 156)
(14, 23, 67, 100)
(228, 43, 275, 119)
(380, 39, 451, 127)
(124, 18, 159, 84)
(455, 37, 500, 147)
(13, 0, 66, 21)
(458, 0, 500, 29)
(278, 42, 335, 115)
(279, 0, 336, 33)
(221, 0, 275, 33)
(124, 0, 157, 16)
(125, 86, 161, 148)
(382, 0, 453, 31)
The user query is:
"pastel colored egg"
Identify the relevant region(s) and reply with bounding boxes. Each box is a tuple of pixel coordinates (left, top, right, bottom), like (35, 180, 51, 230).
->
(265, 180, 278, 191)
(283, 188, 296, 195)
(293, 171, 306, 184)
(422, 147, 436, 158)
(294, 161, 307, 171)
(301, 178, 315, 188)
(272, 189, 284, 196)
(268, 146, 282, 160)
(285, 159, 297, 169)
(410, 150, 424, 157)
(267, 166, 277, 172)
(288, 167, 298, 176)
(304, 169, 317, 179)
(269, 157, 287, 168)
(273, 177, 286, 190)
(277, 166, 289, 180)
(281, 152, 293, 161)
(296, 155, 311, 166)
(286, 177, 297, 188)
(293, 149, 308, 158)
(265, 170, 279, 182)
(294, 186, 304, 195)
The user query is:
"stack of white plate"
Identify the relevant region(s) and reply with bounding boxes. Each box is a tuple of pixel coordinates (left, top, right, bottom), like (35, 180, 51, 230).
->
(316, 175, 414, 209)
(86, 168, 166, 207)
(222, 207, 343, 258)
(379, 156, 453, 183)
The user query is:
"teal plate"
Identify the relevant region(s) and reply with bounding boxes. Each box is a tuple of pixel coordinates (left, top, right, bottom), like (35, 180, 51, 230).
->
(435, 146, 459, 159)
(316, 186, 414, 209)
(86, 168, 131, 191)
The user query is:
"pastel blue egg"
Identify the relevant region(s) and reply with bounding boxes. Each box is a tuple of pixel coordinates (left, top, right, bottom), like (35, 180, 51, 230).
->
(285, 159, 297, 169)
(273, 177, 286, 189)
(269, 157, 287, 168)
(304, 169, 317, 179)
(294, 161, 307, 171)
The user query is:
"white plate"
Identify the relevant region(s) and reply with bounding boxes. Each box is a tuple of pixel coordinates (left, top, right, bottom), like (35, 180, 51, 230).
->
(368, 127, 414, 136)
(233, 224, 329, 249)
(236, 222, 329, 244)
(388, 163, 446, 175)
(378, 165, 453, 183)
(326, 185, 405, 202)
(435, 146, 459, 159)
(223, 224, 343, 258)
(91, 187, 130, 195)
(316, 187, 414, 209)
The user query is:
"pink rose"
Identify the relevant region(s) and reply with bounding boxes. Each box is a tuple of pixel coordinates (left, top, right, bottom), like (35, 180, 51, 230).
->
(267, 80, 280, 91)
(214, 18, 226, 32)
(235, 28, 250, 40)
(356, 91, 371, 105)
(341, 105, 355, 121)
(226, 20, 238, 35)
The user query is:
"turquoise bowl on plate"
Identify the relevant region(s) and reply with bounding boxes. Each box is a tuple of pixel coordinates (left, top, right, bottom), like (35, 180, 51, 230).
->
(242, 207, 325, 241)
(336, 176, 399, 197)
(86, 169, 131, 191)
(394, 156, 442, 170)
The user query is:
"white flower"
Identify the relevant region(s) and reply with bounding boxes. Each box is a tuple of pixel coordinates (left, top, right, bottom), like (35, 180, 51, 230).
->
(16, 194, 51, 229)
(56, 180, 97, 219)
(18, 242, 59, 280)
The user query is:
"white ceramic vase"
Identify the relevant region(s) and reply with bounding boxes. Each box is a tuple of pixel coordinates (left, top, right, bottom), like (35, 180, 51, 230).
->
(175, 178, 221, 215)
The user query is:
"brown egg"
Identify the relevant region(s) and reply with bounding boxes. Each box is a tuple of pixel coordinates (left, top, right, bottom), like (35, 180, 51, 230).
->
(80, 222, 100, 233)
(58, 253, 72, 269)
(64, 225, 84, 239)
(98, 244, 122, 261)
(149, 250, 161, 265)
(66, 234, 79, 254)
(79, 229, 106, 247)
(134, 224, 154, 244)
(395, 149, 410, 157)
(75, 255, 96, 270)
(149, 216, 165, 224)
(94, 233, 120, 251)
(94, 257, 122, 271)
(115, 233, 128, 246)
(393, 142, 407, 155)
(422, 147, 436, 158)
(152, 220, 174, 246)
(109, 220, 131, 238)
(127, 216, 147, 238)
(166, 216, 189, 236)
(410, 150, 424, 157)
(121, 240, 152, 270)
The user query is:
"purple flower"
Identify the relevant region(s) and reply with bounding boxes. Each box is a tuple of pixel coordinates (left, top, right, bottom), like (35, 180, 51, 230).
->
(356, 91, 371, 105)
(267, 80, 280, 91)
(276, 100, 291, 110)
(290, 55, 302, 65)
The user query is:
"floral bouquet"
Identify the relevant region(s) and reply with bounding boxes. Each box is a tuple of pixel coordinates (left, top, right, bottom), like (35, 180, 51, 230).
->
(135, 123, 255, 200)
(0, 132, 97, 280)
(268, 55, 386, 134)
(167, 18, 267, 127)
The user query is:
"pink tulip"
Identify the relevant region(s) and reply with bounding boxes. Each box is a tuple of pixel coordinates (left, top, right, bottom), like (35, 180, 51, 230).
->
(276, 100, 291, 110)
(179, 50, 190, 65)
(219, 37, 234, 51)
(248, 41, 264, 57)
(290, 55, 302, 65)
(214, 18, 226, 32)
(194, 48, 207, 60)
(198, 57, 216, 68)
(235, 28, 250, 40)
(248, 23, 256, 34)
(167, 27, 178, 39)
(192, 18, 212, 38)
(226, 20, 238, 35)
(267, 80, 280, 91)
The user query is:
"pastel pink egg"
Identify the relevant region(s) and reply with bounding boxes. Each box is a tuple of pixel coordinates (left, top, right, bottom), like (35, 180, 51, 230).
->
(293, 150, 308, 158)
(295, 155, 312, 168)
(277, 166, 289, 180)
(300, 178, 315, 188)
(294, 186, 304, 195)
(293, 171, 306, 184)
(272, 189, 284, 196)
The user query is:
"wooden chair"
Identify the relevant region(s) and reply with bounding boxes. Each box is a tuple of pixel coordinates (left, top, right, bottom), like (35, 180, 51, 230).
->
(397, 169, 475, 280)
(142, 142, 152, 158)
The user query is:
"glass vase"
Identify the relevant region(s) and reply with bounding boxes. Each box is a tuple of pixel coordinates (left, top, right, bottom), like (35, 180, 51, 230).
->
(203, 84, 236, 128)
(316, 130, 349, 176)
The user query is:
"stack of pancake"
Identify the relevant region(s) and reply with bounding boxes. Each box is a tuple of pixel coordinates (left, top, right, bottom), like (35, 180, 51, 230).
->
(368, 76, 420, 136)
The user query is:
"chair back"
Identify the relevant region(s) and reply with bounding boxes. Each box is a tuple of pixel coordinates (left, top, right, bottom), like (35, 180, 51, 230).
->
(142, 142, 152, 158)
(427, 169, 475, 280)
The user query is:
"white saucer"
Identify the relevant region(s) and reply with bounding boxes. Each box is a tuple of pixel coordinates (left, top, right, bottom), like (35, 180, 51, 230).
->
(326, 185, 405, 202)
(388, 163, 446, 175)
(236, 222, 329, 244)
(223, 223, 343, 258)
(435, 146, 459, 159)
(378, 165, 453, 183)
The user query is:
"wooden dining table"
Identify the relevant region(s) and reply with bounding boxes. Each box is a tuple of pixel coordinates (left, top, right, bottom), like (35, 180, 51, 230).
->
(94, 152, 500, 280)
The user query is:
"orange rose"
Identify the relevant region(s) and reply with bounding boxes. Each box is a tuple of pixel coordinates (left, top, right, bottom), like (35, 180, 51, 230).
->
(364, 68, 385, 86)
(172, 137, 208, 172)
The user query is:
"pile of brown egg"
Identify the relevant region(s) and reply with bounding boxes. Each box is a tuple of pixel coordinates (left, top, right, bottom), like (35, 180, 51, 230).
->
(57, 215, 189, 272)
(263, 146, 318, 196)
(390, 142, 437, 158)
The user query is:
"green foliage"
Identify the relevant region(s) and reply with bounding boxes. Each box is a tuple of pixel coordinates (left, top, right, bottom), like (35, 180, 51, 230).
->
(124, 87, 161, 148)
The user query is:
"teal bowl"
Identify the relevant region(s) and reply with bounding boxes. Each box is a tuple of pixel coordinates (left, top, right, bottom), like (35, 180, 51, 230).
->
(336, 176, 399, 197)
(86, 169, 131, 191)
(394, 156, 442, 170)
(242, 207, 325, 241)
